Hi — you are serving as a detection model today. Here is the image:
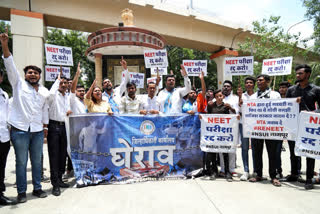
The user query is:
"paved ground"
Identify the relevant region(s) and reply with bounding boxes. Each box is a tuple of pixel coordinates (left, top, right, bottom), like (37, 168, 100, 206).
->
(1, 142, 319, 214)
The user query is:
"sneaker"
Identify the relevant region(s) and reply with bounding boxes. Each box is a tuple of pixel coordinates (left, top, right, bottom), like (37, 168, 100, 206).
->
(226, 173, 233, 182)
(41, 174, 50, 183)
(32, 189, 47, 198)
(231, 172, 238, 177)
(240, 172, 249, 181)
(305, 180, 314, 190)
(17, 192, 27, 203)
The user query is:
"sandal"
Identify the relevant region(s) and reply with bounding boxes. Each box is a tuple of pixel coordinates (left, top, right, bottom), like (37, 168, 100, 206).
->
(272, 178, 281, 187)
(249, 176, 263, 182)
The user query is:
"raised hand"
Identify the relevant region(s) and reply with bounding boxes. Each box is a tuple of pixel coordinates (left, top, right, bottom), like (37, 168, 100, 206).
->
(180, 64, 187, 77)
(199, 71, 204, 79)
(76, 62, 82, 75)
(0, 27, 9, 44)
(120, 56, 127, 70)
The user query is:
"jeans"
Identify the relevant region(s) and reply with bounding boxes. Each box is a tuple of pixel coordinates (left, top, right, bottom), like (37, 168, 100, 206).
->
(239, 123, 255, 173)
(10, 127, 43, 194)
(0, 141, 10, 193)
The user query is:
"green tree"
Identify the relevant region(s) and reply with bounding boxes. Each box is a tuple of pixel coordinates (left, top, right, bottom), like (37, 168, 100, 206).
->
(0, 21, 12, 96)
(303, 0, 320, 54)
(237, 16, 310, 90)
(46, 28, 95, 88)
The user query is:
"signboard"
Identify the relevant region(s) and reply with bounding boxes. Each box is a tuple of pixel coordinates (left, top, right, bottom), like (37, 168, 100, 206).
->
(262, 56, 293, 76)
(182, 60, 207, 76)
(147, 77, 163, 89)
(45, 66, 70, 82)
(45, 44, 73, 66)
(122, 71, 145, 88)
(224, 56, 254, 76)
(144, 49, 168, 68)
(150, 67, 167, 75)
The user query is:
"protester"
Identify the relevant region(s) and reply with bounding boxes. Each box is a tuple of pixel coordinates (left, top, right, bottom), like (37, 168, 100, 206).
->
(183, 71, 206, 115)
(139, 81, 162, 115)
(0, 70, 15, 205)
(248, 74, 282, 187)
(204, 89, 236, 181)
(219, 80, 239, 177)
(69, 63, 86, 115)
(285, 64, 320, 190)
(1, 29, 49, 202)
(102, 56, 129, 113)
(119, 82, 141, 114)
(158, 65, 191, 114)
(85, 80, 113, 114)
(238, 76, 256, 181)
(47, 72, 73, 196)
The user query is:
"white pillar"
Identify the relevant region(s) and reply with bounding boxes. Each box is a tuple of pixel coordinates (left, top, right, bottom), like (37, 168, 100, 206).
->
(10, 9, 45, 84)
(211, 49, 238, 89)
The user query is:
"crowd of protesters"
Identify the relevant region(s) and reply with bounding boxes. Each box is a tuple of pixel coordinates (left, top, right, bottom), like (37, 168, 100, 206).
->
(1, 28, 320, 206)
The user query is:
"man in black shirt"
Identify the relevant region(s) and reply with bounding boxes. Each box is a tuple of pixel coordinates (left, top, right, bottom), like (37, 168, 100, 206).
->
(286, 64, 320, 190)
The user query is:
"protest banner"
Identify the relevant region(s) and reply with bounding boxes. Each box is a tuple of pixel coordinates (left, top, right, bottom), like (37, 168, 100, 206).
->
(144, 49, 168, 68)
(45, 44, 73, 66)
(147, 77, 163, 89)
(224, 56, 254, 76)
(243, 98, 299, 140)
(262, 56, 293, 76)
(150, 67, 167, 75)
(45, 66, 70, 82)
(200, 114, 239, 153)
(295, 111, 320, 159)
(182, 60, 207, 76)
(122, 71, 145, 88)
(68, 114, 201, 186)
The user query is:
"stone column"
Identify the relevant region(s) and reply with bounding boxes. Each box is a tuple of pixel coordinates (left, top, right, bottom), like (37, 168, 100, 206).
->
(95, 53, 103, 87)
(10, 9, 45, 84)
(210, 49, 238, 89)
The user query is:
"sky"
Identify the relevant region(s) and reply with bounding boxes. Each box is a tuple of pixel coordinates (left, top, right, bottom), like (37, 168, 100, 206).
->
(160, 0, 315, 46)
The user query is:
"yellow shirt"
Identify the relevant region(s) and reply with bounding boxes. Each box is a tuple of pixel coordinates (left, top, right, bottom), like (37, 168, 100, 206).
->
(84, 98, 112, 113)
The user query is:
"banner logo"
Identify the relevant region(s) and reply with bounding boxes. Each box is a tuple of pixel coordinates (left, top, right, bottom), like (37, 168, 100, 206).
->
(140, 120, 155, 135)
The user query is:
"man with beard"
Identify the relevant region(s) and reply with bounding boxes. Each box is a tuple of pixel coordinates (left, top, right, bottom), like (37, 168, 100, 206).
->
(119, 82, 141, 114)
(158, 65, 191, 114)
(47, 72, 72, 196)
(285, 64, 320, 190)
(102, 56, 129, 113)
(1, 29, 49, 203)
(219, 80, 239, 177)
(249, 74, 282, 187)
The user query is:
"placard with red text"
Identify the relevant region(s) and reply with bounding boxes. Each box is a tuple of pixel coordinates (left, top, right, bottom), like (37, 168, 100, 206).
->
(182, 60, 207, 76)
(242, 98, 299, 140)
(144, 49, 168, 68)
(261, 56, 293, 76)
(45, 66, 70, 82)
(45, 44, 73, 66)
(200, 114, 239, 153)
(295, 111, 320, 159)
(224, 56, 254, 76)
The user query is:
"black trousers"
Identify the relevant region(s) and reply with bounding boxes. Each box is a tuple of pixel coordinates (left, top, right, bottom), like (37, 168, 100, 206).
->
(252, 139, 281, 179)
(205, 152, 229, 175)
(0, 141, 10, 193)
(288, 140, 302, 175)
(66, 153, 73, 172)
(47, 121, 67, 187)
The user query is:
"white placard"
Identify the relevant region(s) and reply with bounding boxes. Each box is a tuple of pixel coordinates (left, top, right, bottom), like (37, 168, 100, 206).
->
(45, 44, 73, 66)
(200, 114, 239, 153)
(295, 112, 320, 159)
(243, 98, 299, 140)
(224, 56, 254, 76)
(144, 49, 168, 68)
(122, 72, 145, 88)
(150, 67, 167, 75)
(45, 66, 70, 82)
(262, 56, 293, 76)
(182, 60, 207, 76)
(147, 77, 163, 89)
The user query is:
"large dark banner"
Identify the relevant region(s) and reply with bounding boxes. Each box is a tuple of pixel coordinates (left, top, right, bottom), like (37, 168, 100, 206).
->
(69, 114, 202, 186)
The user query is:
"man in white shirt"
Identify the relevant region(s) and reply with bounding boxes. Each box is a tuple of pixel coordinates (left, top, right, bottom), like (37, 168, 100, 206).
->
(248, 74, 282, 187)
(47, 73, 72, 196)
(69, 63, 86, 115)
(219, 80, 239, 177)
(0, 70, 15, 205)
(139, 81, 162, 115)
(119, 82, 141, 114)
(1, 30, 49, 203)
(157, 65, 191, 114)
(102, 57, 129, 113)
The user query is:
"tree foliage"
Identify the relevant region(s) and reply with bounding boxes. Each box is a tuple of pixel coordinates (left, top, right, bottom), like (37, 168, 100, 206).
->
(237, 16, 311, 90)
(303, 0, 320, 54)
(0, 21, 12, 96)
